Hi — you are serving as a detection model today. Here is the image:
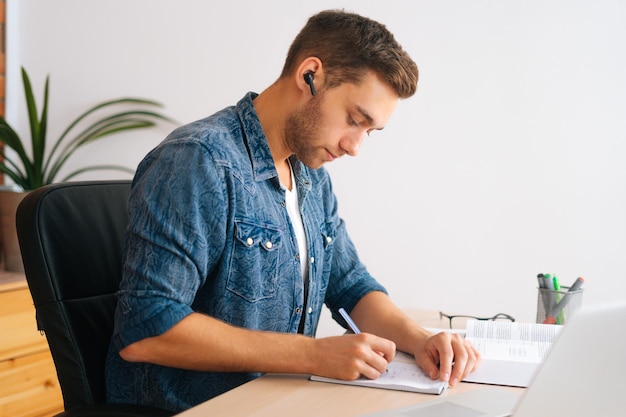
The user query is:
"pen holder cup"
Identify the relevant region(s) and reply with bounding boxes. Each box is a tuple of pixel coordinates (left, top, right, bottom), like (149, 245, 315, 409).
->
(536, 286, 584, 325)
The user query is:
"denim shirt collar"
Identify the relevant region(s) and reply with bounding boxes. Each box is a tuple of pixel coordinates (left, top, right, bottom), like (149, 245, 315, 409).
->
(236, 92, 312, 198)
(235, 92, 278, 183)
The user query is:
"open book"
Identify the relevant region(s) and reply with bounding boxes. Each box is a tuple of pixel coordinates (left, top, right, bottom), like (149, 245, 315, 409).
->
(462, 320, 562, 387)
(309, 351, 448, 395)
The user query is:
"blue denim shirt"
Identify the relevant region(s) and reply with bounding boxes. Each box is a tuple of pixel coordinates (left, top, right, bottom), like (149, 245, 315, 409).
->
(105, 92, 386, 412)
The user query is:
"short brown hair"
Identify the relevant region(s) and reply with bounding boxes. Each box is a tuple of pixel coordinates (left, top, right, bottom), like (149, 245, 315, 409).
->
(281, 9, 418, 98)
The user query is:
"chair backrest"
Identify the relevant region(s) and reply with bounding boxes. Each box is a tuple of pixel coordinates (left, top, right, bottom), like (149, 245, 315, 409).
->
(16, 180, 132, 410)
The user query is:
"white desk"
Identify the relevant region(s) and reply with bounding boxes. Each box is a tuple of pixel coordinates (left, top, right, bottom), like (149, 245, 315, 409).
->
(176, 310, 522, 417)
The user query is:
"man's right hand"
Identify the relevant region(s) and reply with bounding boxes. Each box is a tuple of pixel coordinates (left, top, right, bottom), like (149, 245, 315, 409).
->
(307, 333, 396, 380)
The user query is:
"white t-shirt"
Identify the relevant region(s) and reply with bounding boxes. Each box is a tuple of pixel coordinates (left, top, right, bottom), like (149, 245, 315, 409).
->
(283, 165, 309, 283)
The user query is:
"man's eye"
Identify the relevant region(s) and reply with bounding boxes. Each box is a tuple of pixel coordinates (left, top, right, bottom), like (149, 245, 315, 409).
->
(348, 115, 359, 127)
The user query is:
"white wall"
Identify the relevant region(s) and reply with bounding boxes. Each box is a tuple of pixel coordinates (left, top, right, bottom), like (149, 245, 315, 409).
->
(7, 0, 626, 335)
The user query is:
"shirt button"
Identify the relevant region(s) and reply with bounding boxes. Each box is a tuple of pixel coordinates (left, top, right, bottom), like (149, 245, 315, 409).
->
(310, 257, 315, 264)
(265, 241, 273, 249)
(307, 307, 313, 314)
(246, 237, 254, 246)
(326, 236, 333, 244)
(295, 307, 302, 314)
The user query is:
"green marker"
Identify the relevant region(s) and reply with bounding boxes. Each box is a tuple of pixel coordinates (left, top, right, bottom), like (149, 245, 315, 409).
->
(553, 275, 565, 324)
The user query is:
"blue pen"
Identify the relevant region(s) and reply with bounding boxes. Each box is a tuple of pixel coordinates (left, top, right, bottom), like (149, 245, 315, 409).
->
(339, 307, 387, 363)
(339, 307, 361, 334)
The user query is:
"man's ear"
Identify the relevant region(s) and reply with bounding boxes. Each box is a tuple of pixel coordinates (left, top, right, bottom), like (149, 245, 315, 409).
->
(296, 57, 323, 96)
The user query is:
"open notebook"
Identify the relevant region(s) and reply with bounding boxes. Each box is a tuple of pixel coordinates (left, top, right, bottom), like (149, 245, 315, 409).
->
(363, 300, 626, 417)
(310, 351, 448, 395)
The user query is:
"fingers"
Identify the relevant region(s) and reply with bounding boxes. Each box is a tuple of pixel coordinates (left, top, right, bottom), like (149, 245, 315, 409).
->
(355, 334, 395, 379)
(434, 337, 455, 383)
(357, 353, 389, 379)
(371, 334, 397, 362)
(416, 332, 481, 386)
(322, 333, 395, 380)
(447, 336, 480, 385)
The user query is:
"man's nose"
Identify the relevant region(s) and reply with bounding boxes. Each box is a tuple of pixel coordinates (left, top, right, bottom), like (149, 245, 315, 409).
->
(340, 131, 367, 157)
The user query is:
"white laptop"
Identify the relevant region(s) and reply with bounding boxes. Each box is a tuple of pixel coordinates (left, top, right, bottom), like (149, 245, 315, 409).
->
(362, 301, 626, 417)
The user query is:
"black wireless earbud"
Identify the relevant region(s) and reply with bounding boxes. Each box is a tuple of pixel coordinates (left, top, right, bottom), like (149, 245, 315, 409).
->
(304, 72, 316, 96)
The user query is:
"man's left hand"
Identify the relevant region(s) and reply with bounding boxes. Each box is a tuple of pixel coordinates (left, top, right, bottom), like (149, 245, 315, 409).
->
(413, 332, 481, 386)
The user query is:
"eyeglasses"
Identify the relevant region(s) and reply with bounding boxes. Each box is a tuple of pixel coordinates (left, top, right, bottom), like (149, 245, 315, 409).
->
(439, 311, 516, 329)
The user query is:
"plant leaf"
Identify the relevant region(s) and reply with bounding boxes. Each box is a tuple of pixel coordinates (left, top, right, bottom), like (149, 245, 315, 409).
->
(49, 98, 172, 160)
(44, 118, 158, 184)
(0, 152, 29, 188)
(2, 68, 176, 190)
(58, 164, 135, 182)
(44, 104, 174, 182)
(0, 118, 35, 186)
(32, 74, 50, 186)
(21, 68, 40, 148)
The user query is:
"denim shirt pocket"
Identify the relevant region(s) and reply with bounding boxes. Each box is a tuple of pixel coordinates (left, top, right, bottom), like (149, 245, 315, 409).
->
(228, 220, 283, 302)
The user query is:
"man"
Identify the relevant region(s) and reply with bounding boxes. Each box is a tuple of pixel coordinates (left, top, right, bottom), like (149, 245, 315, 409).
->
(106, 9, 480, 412)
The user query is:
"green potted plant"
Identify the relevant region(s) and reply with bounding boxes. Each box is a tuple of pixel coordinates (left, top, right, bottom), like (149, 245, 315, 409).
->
(0, 67, 174, 271)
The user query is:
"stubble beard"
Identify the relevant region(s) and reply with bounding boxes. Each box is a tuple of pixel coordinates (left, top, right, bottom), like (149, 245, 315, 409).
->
(283, 95, 324, 169)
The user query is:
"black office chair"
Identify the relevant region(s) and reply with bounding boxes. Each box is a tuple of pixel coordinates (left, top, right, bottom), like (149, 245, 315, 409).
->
(16, 181, 173, 417)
